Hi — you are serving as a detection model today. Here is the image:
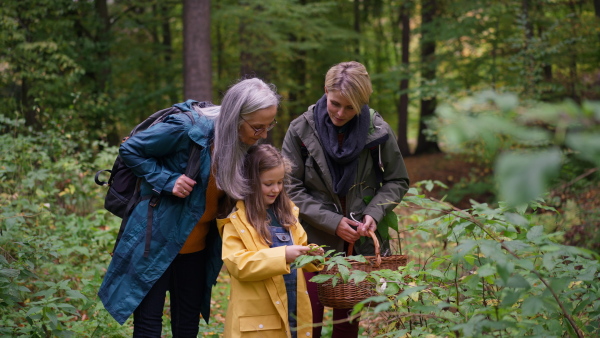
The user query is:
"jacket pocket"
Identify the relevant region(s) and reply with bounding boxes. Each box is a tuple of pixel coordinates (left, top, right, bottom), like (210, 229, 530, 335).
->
(239, 314, 282, 332)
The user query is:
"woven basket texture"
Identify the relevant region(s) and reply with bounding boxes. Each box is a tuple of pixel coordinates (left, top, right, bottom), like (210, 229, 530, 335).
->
(317, 231, 408, 309)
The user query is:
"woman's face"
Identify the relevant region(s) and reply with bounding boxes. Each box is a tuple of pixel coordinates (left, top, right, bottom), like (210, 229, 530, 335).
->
(325, 89, 357, 127)
(238, 105, 277, 145)
(260, 164, 285, 206)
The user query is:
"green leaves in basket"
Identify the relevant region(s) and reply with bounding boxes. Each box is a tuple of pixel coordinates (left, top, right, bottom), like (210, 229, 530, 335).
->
(363, 195, 399, 240)
(319, 254, 371, 285)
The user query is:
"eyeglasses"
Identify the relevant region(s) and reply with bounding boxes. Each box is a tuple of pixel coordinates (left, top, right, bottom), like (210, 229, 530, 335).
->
(240, 116, 277, 136)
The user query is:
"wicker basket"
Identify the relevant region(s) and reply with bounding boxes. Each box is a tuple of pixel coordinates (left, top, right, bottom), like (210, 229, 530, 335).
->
(317, 230, 408, 309)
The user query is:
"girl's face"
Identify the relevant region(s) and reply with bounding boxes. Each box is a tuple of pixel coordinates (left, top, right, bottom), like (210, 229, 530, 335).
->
(325, 89, 358, 127)
(239, 105, 278, 145)
(259, 164, 285, 206)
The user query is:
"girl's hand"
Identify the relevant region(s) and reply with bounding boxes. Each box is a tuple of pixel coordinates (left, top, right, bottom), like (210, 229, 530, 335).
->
(307, 244, 325, 256)
(285, 245, 311, 263)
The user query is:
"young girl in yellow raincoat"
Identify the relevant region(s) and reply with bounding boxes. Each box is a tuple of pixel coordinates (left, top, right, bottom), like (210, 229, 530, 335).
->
(218, 144, 324, 338)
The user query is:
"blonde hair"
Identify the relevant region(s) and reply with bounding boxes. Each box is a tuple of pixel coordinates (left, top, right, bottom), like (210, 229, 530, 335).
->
(324, 61, 373, 113)
(243, 144, 296, 245)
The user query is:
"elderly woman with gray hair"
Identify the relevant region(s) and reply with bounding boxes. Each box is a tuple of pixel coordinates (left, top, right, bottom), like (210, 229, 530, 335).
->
(98, 78, 280, 337)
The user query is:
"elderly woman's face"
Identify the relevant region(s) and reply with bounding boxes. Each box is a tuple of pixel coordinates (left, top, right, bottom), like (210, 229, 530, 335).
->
(325, 89, 357, 127)
(238, 105, 278, 145)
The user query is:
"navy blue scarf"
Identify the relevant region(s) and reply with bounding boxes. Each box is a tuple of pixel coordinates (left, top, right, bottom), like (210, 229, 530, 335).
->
(314, 94, 370, 196)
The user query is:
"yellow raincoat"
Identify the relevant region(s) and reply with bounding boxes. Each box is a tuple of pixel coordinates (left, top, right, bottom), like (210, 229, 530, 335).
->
(217, 200, 321, 338)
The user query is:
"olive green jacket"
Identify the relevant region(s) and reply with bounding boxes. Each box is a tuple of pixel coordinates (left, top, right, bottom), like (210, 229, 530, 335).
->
(282, 105, 410, 255)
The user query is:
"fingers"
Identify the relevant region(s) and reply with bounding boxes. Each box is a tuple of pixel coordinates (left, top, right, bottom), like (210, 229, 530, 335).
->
(174, 174, 197, 198)
(338, 223, 360, 243)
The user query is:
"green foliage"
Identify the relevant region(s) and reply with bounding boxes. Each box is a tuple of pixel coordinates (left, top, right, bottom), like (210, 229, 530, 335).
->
(312, 186, 600, 337)
(435, 90, 600, 206)
(0, 115, 127, 336)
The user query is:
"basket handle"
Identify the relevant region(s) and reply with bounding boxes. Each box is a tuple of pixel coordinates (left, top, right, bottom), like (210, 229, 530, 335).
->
(347, 230, 381, 267)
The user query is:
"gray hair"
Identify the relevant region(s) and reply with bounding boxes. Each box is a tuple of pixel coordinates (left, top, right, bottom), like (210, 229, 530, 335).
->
(212, 78, 281, 200)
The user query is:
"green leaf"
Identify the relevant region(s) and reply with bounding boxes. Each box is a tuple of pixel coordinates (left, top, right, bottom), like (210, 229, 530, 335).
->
(463, 254, 476, 266)
(521, 296, 544, 316)
(549, 278, 570, 292)
(397, 286, 427, 300)
(0, 269, 20, 278)
(543, 253, 557, 271)
(526, 225, 545, 242)
(496, 261, 514, 283)
(566, 132, 600, 167)
(45, 308, 58, 327)
(349, 270, 368, 284)
(506, 275, 530, 289)
(454, 240, 477, 257)
(495, 148, 562, 206)
(66, 289, 87, 300)
(25, 306, 43, 317)
(477, 264, 496, 278)
(377, 210, 399, 239)
(310, 274, 333, 283)
(338, 265, 350, 283)
(382, 282, 401, 296)
(501, 290, 522, 307)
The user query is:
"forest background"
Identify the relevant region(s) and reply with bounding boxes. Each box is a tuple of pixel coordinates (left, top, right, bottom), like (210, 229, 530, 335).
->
(1, 0, 599, 337)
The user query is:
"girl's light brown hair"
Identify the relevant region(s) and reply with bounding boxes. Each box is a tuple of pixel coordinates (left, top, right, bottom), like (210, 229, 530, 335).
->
(324, 61, 373, 114)
(243, 144, 296, 245)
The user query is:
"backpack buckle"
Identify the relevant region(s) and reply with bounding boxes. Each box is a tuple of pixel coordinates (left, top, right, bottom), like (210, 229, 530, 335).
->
(149, 195, 160, 208)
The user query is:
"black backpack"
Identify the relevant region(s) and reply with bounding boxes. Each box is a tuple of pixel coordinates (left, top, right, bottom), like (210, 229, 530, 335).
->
(95, 101, 213, 255)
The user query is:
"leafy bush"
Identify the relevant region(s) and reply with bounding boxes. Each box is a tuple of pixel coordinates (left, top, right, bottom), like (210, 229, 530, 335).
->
(312, 183, 600, 337)
(0, 115, 128, 336)
(434, 91, 600, 206)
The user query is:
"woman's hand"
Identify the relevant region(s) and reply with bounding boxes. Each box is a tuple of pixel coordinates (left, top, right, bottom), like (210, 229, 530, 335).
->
(285, 245, 311, 263)
(357, 214, 377, 236)
(172, 174, 196, 198)
(335, 217, 361, 243)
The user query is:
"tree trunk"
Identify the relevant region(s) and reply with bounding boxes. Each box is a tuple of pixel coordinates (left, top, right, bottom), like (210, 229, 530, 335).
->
(415, 0, 440, 155)
(354, 0, 361, 57)
(396, 1, 411, 157)
(595, 0, 600, 41)
(95, 0, 110, 93)
(160, 2, 177, 104)
(184, 0, 212, 101)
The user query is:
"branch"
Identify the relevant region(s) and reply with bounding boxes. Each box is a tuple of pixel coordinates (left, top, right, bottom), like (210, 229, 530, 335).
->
(419, 197, 585, 338)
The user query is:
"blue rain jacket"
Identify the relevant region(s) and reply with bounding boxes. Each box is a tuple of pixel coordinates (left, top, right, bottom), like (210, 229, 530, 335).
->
(98, 100, 223, 325)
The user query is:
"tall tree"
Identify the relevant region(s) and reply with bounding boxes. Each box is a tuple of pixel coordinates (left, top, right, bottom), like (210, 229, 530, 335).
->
(415, 0, 440, 154)
(184, 0, 212, 101)
(396, 1, 412, 157)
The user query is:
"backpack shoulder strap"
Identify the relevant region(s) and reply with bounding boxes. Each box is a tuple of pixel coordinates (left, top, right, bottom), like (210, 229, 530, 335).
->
(369, 145, 384, 186)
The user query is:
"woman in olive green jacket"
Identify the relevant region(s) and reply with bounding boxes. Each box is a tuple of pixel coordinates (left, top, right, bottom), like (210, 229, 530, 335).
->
(281, 61, 409, 338)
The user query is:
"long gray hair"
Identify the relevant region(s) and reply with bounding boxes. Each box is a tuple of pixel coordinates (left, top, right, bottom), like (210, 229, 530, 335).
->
(212, 78, 280, 200)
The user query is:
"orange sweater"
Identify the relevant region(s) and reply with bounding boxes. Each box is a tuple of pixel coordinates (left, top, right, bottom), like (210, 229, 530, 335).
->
(179, 170, 224, 254)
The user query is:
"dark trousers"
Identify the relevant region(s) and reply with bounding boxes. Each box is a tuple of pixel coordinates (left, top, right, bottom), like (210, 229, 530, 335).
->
(304, 271, 360, 338)
(133, 250, 208, 338)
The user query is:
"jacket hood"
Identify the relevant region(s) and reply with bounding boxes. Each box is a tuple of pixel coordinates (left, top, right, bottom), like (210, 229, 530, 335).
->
(173, 99, 215, 147)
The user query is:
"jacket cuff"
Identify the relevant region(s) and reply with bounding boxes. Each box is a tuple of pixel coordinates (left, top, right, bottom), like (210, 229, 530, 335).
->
(153, 170, 178, 195)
